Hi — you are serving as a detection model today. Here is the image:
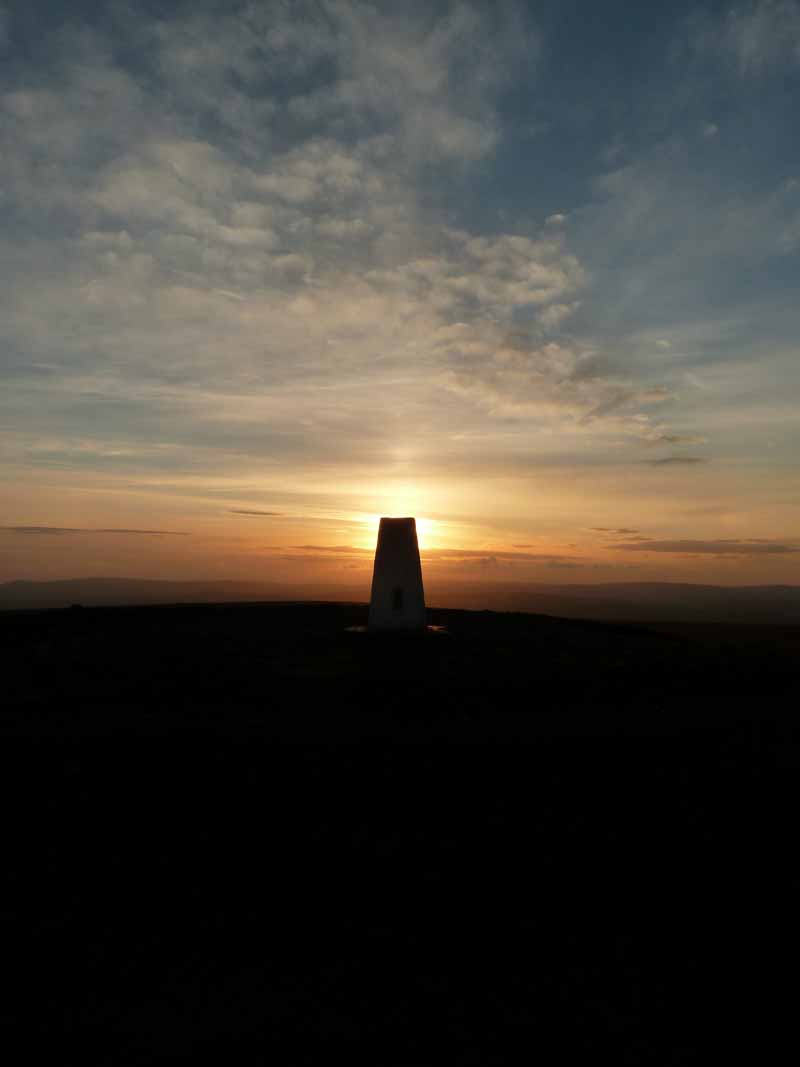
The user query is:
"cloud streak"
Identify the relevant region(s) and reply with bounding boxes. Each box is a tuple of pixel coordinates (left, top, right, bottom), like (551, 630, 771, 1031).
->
(1, 527, 188, 536)
(614, 539, 800, 555)
(228, 509, 281, 517)
(647, 457, 707, 466)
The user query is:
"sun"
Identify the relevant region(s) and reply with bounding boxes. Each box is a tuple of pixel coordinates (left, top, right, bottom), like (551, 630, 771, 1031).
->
(414, 516, 435, 550)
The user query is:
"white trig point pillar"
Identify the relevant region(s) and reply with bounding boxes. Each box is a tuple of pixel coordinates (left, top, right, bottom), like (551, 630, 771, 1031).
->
(368, 517, 426, 631)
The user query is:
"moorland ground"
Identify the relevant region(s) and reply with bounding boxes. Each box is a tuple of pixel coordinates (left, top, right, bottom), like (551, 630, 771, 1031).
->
(2, 601, 796, 1062)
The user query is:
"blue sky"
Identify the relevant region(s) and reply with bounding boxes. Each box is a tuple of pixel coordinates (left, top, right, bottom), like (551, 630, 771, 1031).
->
(1, 0, 799, 586)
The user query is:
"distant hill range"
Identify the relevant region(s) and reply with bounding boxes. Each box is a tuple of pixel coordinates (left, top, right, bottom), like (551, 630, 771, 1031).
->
(435, 581, 800, 624)
(2, 576, 800, 623)
(0, 578, 298, 612)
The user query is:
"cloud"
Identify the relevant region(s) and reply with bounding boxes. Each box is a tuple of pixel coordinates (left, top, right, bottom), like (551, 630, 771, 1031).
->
(647, 456, 707, 465)
(228, 509, 281, 517)
(582, 386, 671, 422)
(425, 549, 585, 571)
(709, 1, 800, 75)
(0, 0, 725, 502)
(0, 33, 598, 486)
(573, 127, 800, 358)
(136, 0, 536, 168)
(443, 330, 673, 427)
(284, 545, 579, 566)
(424, 548, 577, 563)
(281, 1, 536, 164)
(368, 230, 584, 318)
(0, 4, 571, 444)
(294, 545, 371, 555)
(0, 526, 188, 536)
(274, 553, 369, 566)
(536, 302, 580, 330)
(642, 433, 707, 446)
(590, 527, 642, 535)
(614, 539, 800, 555)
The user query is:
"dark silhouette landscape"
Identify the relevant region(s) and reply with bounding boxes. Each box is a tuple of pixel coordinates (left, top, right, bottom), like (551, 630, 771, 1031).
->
(5, 575, 800, 622)
(3, 596, 796, 1061)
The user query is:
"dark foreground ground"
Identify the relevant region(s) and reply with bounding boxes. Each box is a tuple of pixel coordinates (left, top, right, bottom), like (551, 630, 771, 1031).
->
(2, 601, 798, 1062)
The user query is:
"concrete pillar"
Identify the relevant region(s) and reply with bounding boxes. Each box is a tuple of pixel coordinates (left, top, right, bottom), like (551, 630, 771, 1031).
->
(368, 517, 426, 631)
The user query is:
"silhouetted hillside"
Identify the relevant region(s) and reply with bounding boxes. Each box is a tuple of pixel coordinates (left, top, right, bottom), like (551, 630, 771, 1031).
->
(0, 576, 296, 610)
(2, 599, 796, 730)
(428, 580, 800, 622)
(3, 576, 800, 622)
(3, 601, 794, 1062)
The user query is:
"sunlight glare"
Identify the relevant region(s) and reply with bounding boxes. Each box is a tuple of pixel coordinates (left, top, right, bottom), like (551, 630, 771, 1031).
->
(357, 512, 437, 551)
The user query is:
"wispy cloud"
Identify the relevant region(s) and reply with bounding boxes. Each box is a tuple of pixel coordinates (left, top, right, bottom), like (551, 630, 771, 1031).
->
(614, 539, 800, 555)
(425, 549, 578, 564)
(228, 509, 281, 517)
(647, 456, 707, 466)
(641, 433, 707, 446)
(692, 0, 800, 75)
(1, 527, 188, 536)
(294, 545, 371, 554)
(0, 0, 684, 477)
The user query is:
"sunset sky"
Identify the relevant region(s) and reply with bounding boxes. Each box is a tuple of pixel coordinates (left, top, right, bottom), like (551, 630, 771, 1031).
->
(1, 0, 799, 591)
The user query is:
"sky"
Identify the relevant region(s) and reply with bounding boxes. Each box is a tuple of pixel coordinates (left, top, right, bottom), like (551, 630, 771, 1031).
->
(1, 0, 799, 591)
